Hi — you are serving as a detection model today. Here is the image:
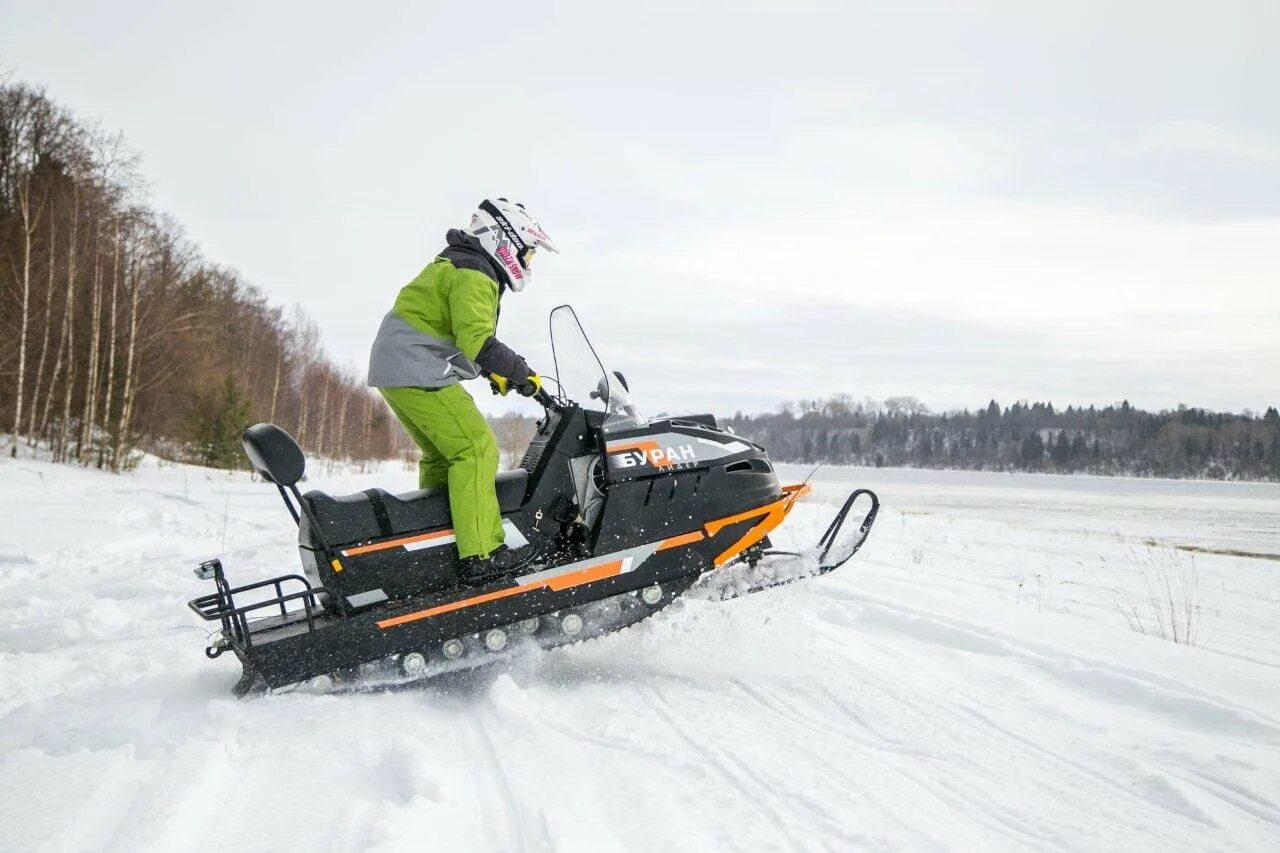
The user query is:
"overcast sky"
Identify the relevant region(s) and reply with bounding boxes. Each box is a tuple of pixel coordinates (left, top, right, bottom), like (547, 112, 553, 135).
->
(3, 0, 1277, 417)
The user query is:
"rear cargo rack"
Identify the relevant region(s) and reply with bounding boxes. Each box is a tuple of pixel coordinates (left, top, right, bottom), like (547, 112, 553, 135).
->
(188, 559, 329, 655)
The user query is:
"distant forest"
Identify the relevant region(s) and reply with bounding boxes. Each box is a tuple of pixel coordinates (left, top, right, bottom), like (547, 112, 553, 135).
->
(0, 80, 409, 469)
(723, 396, 1280, 482)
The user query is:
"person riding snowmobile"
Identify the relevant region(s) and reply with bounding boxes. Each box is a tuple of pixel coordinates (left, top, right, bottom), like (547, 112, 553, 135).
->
(367, 198, 558, 586)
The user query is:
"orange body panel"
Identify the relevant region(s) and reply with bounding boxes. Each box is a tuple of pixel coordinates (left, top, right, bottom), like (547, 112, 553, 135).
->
(706, 483, 811, 566)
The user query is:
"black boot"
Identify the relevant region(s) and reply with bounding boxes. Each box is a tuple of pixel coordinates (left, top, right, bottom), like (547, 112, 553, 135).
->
(457, 544, 534, 587)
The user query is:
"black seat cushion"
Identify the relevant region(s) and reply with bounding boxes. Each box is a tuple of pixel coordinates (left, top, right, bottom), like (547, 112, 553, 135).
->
(302, 469, 529, 546)
(242, 423, 305, 485)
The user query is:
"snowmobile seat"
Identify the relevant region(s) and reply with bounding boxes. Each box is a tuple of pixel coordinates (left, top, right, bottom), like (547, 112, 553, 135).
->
(301, 469, 529, 545)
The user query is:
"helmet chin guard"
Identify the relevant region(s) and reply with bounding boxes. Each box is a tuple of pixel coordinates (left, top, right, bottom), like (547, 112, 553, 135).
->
(468, 198, 558, 292)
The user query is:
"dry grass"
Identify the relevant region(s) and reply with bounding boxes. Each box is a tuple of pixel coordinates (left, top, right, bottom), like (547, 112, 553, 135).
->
(1092, 546, 1202, 646)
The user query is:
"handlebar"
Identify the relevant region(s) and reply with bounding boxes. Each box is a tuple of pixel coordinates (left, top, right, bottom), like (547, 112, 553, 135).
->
(534, 386, 570, 414)
(483, 369, 570, 413)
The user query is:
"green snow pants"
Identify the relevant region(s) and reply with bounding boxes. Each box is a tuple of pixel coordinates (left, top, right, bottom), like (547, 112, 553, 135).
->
(379, 383, 504, 560)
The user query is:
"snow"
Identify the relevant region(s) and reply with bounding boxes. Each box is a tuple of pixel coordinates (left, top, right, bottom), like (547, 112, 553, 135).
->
(1, 453, 1279, 851)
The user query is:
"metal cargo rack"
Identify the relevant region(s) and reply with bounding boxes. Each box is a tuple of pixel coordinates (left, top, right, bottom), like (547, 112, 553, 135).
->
(187, 558, 330, 656)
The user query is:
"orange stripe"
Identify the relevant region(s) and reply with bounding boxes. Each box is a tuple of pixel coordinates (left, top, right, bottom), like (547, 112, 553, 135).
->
(342, 527, 454, 558)
(606, 440, 660, 454)
(705, 503, 773, 537)
(657, 530, 704, 551)
(606, 439, 676, 469)
(376, 584, 528, 629)
(546, 559, 623, 590)
(376, 559, 626, 630)
(705, 483, 811, 567)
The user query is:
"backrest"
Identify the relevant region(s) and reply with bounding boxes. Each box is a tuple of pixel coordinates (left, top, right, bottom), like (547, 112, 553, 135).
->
(242, 423, 305, 486)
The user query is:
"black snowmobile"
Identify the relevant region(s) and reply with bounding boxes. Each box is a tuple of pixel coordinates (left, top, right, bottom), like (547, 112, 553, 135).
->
(187, 306, 879, 695)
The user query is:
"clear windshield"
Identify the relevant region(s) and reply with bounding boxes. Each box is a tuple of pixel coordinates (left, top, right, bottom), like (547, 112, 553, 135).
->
(549, 305, 645, 433)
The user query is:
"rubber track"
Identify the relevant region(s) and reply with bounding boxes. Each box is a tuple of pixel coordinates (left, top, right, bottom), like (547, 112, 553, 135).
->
(252, 573, 702, 696)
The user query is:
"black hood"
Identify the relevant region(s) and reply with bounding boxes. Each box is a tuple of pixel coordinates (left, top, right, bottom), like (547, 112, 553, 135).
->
(442, 228, 511, 292)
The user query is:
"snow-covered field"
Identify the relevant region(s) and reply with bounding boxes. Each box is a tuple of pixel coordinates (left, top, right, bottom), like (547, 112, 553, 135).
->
(1, 453, 1278, 851)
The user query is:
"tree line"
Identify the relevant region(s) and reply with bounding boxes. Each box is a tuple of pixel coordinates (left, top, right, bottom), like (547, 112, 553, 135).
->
(6, 80, 1275, 483)
(723, 396, 1280, 481)
(1, 80, 413, 470)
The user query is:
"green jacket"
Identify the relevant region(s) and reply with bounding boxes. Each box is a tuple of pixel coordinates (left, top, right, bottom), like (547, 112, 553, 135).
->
(368, 229, 530, 389)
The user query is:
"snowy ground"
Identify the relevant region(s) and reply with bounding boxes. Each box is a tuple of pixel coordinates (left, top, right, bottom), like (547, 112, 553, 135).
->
(1, 452, 1278, 851)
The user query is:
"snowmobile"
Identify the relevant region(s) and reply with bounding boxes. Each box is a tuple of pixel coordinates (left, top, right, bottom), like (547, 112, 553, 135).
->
(187, 305, 879, 696)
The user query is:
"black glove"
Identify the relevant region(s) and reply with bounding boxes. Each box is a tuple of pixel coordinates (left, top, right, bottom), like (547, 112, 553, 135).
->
(514, 374, 543, 398)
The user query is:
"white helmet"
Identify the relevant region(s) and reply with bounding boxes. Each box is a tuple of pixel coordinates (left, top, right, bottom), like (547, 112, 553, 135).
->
(468, 198, 559, 292)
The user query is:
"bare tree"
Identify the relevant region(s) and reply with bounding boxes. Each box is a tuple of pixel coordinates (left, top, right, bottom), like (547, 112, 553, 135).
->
(4, 88, 54, 454)
(111, 229, 142, 470)
(97, 218, 121, 466)
(78, 213, 103, 461)
(8, 170, 42, 454)
(26, 208, 56, 441)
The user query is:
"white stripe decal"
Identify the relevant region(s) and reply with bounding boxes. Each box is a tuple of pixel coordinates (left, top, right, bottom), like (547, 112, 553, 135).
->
(503, 520, 529, 549)
(402, 533, 456, 552)
(391, 519, 526, 554)
(697, 436, 750, 454)
(346, 588, 389, 607)
(514, 542, 659, 586)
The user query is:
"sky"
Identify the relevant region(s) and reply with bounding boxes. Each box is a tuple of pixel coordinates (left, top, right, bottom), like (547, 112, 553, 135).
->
(3, 0, 1278, 417)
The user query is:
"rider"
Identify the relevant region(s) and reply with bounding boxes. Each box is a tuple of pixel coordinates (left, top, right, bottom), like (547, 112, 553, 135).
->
(367, 198, 558, 586)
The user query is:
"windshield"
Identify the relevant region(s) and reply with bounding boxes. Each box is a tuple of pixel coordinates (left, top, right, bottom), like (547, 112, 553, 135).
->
(549, 305, 645, 433)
